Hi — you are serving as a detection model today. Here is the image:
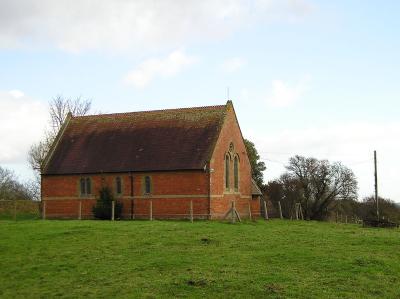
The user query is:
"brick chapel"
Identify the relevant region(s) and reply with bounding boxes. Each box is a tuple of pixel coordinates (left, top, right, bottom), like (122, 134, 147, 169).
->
(41, 101, 262, 219)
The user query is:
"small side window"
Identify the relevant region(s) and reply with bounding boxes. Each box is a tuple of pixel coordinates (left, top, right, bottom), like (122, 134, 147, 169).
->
(116, 177, 122, 195)
(80, 178, 86, 195)
(79, 177, 91, 196)
(144, 176, 151, 194)
(86, 178, 91, 195)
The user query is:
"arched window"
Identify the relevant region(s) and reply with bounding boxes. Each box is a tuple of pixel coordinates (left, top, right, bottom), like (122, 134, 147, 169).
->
(144, 176, 151, 194)
(225, 155, 230, 190)
(116, 177, 122, 195)
(234, 156, 239, 191)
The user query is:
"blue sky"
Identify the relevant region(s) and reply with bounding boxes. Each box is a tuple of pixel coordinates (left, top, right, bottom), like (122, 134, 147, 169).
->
(0, 0, 399, 201)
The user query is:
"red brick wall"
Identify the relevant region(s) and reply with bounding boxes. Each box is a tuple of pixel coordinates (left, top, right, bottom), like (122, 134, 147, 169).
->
(42, 171, 209, 219)
(209, 103, 260, 219)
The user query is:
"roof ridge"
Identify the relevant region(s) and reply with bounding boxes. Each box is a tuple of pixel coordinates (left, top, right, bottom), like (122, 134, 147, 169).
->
(73, 103, 227, 119)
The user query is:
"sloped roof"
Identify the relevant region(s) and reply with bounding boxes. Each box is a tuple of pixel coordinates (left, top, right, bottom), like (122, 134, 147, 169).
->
(251, 179, 263, 196)
(43, 104, 228, 175)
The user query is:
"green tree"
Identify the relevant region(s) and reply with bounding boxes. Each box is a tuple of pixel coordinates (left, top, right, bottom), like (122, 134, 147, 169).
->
(92, 186, 123, 220)
(244, 139, 266, 187)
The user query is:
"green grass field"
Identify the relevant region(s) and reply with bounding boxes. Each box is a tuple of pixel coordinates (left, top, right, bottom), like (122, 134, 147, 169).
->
(0, 220, 399, 298)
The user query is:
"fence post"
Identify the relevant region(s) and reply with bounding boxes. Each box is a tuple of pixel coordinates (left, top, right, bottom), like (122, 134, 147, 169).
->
(248, 201, 252, 220)
(149, 199, 153, 221)
(78, 200, 82, 220)
(111, 200, 115, 221)
(14, 199, 17, 221)
(263, 200, 269, 220)
(190, 199, 193, 223)
(278, 201, 283, 219)
(42, 201, 46, 220)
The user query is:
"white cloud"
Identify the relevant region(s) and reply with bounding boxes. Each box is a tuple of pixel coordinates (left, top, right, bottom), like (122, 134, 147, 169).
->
(124, 49, 196, 88)
(0, 90, 48, 164)
(221, 57, 247, 72)
(249, 122, 400, 202)
(266, 75, 311, 107)
(0, 0, 314, 52)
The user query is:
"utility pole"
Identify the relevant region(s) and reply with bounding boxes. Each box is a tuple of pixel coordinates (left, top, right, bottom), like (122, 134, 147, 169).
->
(374, 150, 379, 221)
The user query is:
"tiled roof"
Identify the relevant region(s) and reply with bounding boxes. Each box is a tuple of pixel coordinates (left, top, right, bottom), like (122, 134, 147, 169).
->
(43, 104, 227, 175)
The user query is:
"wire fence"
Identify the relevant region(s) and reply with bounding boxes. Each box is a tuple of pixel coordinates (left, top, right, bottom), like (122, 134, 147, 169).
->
(0, 198, 366, 224)
(0, 200, 41, 220)
(261, 199, 365, 224)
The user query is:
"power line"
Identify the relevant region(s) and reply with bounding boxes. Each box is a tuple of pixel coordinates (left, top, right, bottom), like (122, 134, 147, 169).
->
(259, 151, 371, 158)
(259, 156, 373, 167)
(260, 158, 286, 165)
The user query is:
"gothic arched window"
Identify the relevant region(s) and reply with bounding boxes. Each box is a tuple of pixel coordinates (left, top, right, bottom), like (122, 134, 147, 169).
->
(234, 156, 239, 191)
(225, 154, 230, 190)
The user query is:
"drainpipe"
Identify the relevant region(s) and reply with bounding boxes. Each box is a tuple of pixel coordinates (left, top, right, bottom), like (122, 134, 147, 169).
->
(207, 162, 213, 220)
(130, 172, 134, 219)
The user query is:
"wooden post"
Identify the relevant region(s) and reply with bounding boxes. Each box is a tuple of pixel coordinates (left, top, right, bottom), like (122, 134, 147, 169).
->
(189, 199, 193, 223)
(78, 200, 82, 220)
(231, 201, 235, 224)
(111, 200, 115, 221)
(345, 215, 348, 224)
(263, 200, 269, 220)
(13, 199, 17, 221)
(248, 201, 252, 220)
(374, 150, 379, 220)
(42, 201, 46, 220)
(278, 201, 283, 219)
(149, 199, 153, 221)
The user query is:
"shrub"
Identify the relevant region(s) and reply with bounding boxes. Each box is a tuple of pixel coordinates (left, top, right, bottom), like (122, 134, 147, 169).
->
(92, 186, 123, 220)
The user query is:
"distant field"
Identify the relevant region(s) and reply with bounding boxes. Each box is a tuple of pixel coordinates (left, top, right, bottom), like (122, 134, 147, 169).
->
(0, 220, 399, 298)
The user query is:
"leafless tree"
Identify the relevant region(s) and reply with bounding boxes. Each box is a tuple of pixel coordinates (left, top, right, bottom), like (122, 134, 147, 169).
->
(0, 166, 31, 200)
(49, 95, 91, 134)
(28, 95, 91, 173)
(23, 177, 41, 201)
(284, 155, 358, 220)
(27, 96, 91, 199)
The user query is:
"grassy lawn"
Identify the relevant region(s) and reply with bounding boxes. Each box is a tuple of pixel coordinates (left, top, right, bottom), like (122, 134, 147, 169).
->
(0, 220, 399, 298)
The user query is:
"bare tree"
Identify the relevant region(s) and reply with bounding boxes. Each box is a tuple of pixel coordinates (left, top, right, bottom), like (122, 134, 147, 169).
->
(27, 96, 91, 199)
(0, 166, 31, 200)
(49, 95, 91, 134)
(283, 156, 358, 220)
(359, 196, 400, 222)
(28, 95, 91, 174)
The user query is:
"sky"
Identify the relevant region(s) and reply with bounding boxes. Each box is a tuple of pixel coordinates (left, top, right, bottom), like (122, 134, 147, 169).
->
(0, 0, 399, 202)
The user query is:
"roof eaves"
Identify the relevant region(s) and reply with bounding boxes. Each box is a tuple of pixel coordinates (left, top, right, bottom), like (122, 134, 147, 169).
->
(203, 102, 229, 167)
(42, 167, 205, 176)
(41, 112, 73, 175)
